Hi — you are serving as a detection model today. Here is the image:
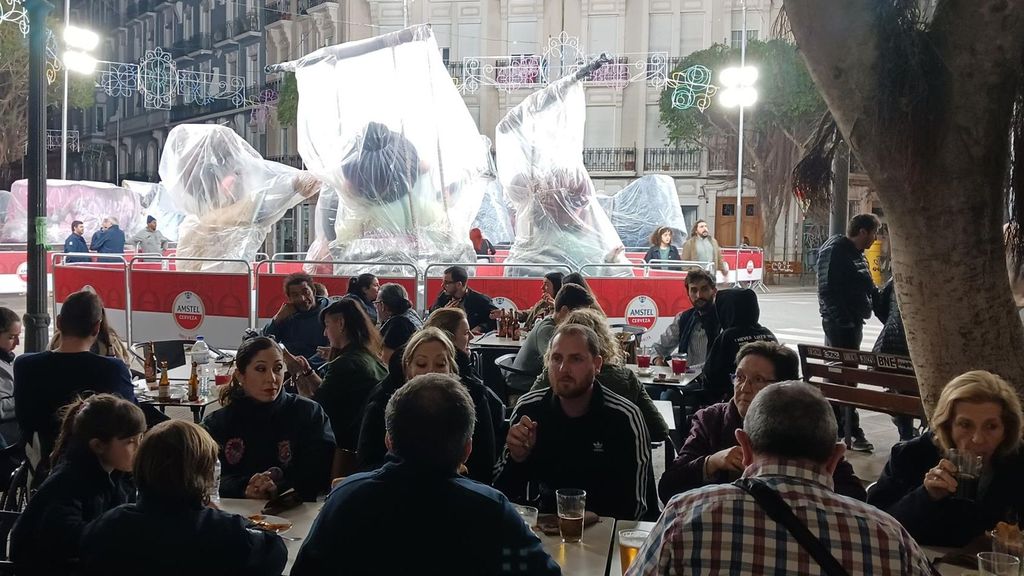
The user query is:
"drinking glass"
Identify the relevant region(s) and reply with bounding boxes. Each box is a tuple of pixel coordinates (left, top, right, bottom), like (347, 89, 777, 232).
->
(636, 347, 652, 370)
(618, 529, 650, 573)
(978, 552, 1020, 576)
(947, 448, 983, 501)
(670, 354, 688, 375)
(513, 504, 538, 530)
(556, 489, 586, 543)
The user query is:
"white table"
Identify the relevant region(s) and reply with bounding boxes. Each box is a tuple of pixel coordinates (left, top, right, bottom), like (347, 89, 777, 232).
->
(652, 400, 676, 431)
(471, 332, 525, 349)
(924, 545, 981, 575)
(536, 516, 617, 576)
(626, 364, 700, 388)
(219, 498, 322, 575)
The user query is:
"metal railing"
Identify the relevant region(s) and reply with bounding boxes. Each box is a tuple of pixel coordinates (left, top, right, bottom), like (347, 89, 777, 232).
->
(266, 155, 303, 168)
(224, 11, 261, 38)
(169, 97, 243, 123)
(582, 147, 637, 172)
(644, 147, 701, 173)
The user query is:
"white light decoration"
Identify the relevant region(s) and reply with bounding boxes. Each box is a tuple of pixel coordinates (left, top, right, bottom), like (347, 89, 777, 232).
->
(64, 25, 99, 51)
(719, 66, 759, 108)
(63, 50, 97, 74)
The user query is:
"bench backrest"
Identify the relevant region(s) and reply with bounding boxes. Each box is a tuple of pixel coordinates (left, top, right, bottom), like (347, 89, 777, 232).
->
(798, 344, 926, 419)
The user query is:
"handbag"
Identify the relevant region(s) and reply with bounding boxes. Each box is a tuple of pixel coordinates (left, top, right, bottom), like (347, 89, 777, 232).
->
(734, 477, 851, 576)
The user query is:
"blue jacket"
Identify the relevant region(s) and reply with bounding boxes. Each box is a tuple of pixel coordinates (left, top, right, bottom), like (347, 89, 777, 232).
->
(90, 225, 126, 254)
(62, 233, 89, 263)
(261, 296, 330, 364)
(291, 459, 561, 576)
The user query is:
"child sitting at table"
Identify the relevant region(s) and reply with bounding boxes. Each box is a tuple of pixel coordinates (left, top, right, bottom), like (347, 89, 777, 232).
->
(10, 394, 146, 576)
(79, 420, 287, 576)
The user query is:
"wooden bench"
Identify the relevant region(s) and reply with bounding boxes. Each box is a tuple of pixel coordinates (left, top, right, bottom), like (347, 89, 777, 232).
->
(798, 344, 926, 447)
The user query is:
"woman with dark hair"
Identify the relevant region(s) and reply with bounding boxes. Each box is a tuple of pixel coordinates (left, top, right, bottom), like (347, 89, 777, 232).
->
(643, 226, 681, 267)
(377, 283, 422, 363)
(11, 394, 146, 576)
(287, 299, 387, 450)
(342, 273, 380, 324)
(489, 271, 563, 331)
(469, 227, 496, 257)
(203, 336, 335, 501)
(0, 307, 21, 446)
(80, 421, 287, 576)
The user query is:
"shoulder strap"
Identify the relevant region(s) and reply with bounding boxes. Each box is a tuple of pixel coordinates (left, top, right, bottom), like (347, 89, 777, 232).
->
(734, 478, 851, 576)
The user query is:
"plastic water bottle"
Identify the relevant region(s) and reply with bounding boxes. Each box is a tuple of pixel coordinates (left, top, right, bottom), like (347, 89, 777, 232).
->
(192, 336, 213, 397)
(210, 459, 221, 505)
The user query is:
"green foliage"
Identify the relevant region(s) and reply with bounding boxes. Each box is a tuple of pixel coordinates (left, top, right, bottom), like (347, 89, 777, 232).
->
(658, 39, 824, 147)
(276, 72, 298, 128)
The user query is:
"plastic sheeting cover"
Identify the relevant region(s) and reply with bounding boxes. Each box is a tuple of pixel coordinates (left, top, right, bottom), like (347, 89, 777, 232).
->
(121, 180, 187, 242)
(598, 174, 688, 249)
(495, 71, 630, 277)
(159, 124, 320, 272)
(3, 180, 144, 245)
(288, 25, 486, 276)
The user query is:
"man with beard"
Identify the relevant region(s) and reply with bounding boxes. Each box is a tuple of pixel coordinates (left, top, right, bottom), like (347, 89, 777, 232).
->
(262, 272, 330, 366)
(653, 269, 721, 368)
(493, 324, 653, 520)
(681, 220, 728, 277)
(429, 265, 497, 334)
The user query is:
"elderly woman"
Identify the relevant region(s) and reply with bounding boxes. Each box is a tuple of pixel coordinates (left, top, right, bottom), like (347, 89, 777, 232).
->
(529, 308, 669, 443)
(867, 370, 1024, 546)
(657, 341, 865, 503)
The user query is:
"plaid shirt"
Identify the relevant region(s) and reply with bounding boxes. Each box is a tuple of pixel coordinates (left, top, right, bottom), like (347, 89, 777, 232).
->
(627, 458, 936, 576)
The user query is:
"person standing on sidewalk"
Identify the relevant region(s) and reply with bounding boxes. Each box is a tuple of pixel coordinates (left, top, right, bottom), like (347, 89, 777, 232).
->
(816, 213, 880, 452)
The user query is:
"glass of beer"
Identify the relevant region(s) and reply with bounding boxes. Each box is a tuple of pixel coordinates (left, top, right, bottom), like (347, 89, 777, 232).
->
(618, 529, 650, 573)
(513, 504, 538, 530)
(556, 489, 586, 543)
(947, 449, 983, 501)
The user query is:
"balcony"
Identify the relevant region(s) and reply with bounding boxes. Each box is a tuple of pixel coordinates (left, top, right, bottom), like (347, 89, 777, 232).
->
(647, 56, 686, 76)
(171, 39, 193, 59)
(446, 61, 463, 80)
(584, 56, 630, 87)
(170, 97, 243, 123)
(582, 147, 637, 173)
(226, 11, 262, 41)
(188, 34, 214, 55)
(265, 0, 292, 25)
(495, 55, 542, 89)
(304, 0, 336, 10)
(645, 147, 701, 173)
(267, 155, 303, 168)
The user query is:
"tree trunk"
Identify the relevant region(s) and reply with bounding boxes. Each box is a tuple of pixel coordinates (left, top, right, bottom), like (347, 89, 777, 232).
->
(784, 0, 1024, 414)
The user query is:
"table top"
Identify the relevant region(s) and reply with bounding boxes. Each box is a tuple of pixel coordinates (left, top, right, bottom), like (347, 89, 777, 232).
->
(537, 516, 617, 576)
(923, 545, 982, 576)
(625, 364, 700, 388)
(471, 332, 526, 349)
(219, 498, 322, 575)
(610, 520, 656, 576)
(652, 400, 676, 431)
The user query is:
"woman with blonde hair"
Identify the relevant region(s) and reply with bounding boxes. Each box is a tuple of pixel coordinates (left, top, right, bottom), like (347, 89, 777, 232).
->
(80, 420, 287, 575)
(528, 308, 669, 442)
(868, 370, 1024, 546)
(357, 327, 497, 483)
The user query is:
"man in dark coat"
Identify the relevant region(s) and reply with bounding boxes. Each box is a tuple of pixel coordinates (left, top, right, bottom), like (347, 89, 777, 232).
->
(429, 265, 497, 333)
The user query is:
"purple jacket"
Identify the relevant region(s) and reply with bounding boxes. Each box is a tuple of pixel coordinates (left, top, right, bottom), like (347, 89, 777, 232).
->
(658, 401, 867, 503)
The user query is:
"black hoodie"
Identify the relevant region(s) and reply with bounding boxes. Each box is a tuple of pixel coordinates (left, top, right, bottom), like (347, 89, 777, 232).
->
(701, 288, 777, 403)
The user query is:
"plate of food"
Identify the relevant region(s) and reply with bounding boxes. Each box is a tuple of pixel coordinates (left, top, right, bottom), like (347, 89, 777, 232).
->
(247, 514, 293, 534)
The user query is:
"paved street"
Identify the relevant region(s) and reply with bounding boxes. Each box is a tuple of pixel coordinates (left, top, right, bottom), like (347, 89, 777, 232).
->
(757, 289, 885, 353)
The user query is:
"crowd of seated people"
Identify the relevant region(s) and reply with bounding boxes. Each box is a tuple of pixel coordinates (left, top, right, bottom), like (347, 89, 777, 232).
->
(5, 263, 1024, 576)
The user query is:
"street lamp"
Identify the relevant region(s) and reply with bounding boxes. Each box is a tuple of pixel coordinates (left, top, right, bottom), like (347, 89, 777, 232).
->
(718, 0, 758, 275)
(61, 23, 99, 180)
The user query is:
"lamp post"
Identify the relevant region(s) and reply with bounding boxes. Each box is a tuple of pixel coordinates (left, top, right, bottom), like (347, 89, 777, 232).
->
(26, 0, 53, 353)
(61, 22, 99, 179)
(719, 0, 758, 272)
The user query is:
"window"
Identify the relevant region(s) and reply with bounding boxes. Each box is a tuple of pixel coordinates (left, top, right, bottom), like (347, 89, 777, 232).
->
(247, 48, 259, 87)
(584, 106, 616, 148)
(680, 13, 704, 57)
(458, 22, 480, 60)
(507, 21, 537, 54)
(648, 15, 670, 54)
(730, 29, 759, 47)
(730, 10, 760, 47)
(645, 104, 667, 147)
(745, 203, 756, 217)
(681, 206, 698, 231)
(722, 203, 735, 217)
(588, 15, 618, 55)
(163, 14, 173, 46)
(95, 105, 105, 132)
(432, 24, 452, 53)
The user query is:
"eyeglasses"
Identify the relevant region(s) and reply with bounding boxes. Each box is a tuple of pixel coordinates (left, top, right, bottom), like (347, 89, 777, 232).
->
(731, 372, 775, 389)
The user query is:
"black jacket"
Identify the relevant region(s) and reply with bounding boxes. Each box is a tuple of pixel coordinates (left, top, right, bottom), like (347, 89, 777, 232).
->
(816, 234, 877, 326)
(10, 451, 136, 576)
(866, 432, 1024, 546)
(430, 288, 498, 332)
(291, 459, 560, 576)
(493, 383, 653, 520)
(202, 391, 336, 501)
(314, 345, 388, 450)
(342, 292, 378, 325)
(79, 493, 287, 576)
(873, 279, 909, 355)
(643, 245, 681, 266)
(701, 289, 777, 403)
(380, 308, 422, 352)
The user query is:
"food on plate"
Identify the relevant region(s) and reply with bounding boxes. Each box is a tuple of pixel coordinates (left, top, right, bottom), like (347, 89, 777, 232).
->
(246, 514, 293, 533)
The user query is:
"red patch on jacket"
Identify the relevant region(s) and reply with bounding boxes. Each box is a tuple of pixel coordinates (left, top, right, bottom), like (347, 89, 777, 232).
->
(277, 440, 292, 466)
(225, 438, 245, 465)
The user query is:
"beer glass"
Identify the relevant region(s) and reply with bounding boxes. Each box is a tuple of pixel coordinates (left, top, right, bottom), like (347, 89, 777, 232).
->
(947, 449, 983, 501)
(978, 552, 1021, 576)
(618, 529, 650, 573)
(513, 504, 538, 530)
(556, 489, 586, 543)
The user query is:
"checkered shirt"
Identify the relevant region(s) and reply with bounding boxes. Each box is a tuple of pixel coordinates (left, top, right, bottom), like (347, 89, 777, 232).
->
(626, 458, 936, 575)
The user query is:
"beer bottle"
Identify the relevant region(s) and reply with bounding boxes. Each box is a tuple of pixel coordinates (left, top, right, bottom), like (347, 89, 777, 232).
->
(500, 310, 510, 338)
(144, 342, 157, 390)
(158, 361, 171, 401)
(187, 361, 199, 402)
(497, 310, 505, 338)
(512, 315, 521, 341)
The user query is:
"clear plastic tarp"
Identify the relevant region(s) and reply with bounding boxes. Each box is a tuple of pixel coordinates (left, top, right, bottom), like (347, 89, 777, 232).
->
(495, 65, 631, 277)
(598, 175, 689, 249)
(281, 25, 487, 276)
(470, 137, 515, 245)
(121, 180, 187, 242)
(303, 183, 346, 274)
(159, 124, 320, 272)
(3, 180, 144, 245)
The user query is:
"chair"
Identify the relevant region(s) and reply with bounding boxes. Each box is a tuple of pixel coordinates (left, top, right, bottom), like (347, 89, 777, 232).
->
(1, 460, 31, 512)
(0, 509, 19, 569)
(331, 448, 359, 481)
